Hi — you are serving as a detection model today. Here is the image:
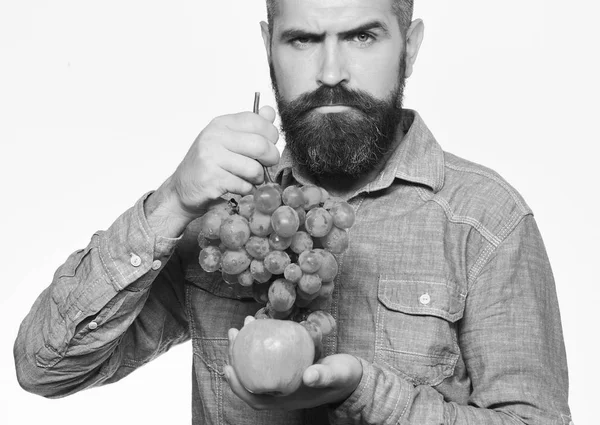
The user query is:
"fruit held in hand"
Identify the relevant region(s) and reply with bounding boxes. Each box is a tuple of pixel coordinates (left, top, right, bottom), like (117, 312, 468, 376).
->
(196, 185, 353, 327)
(231, 319, 315, 396)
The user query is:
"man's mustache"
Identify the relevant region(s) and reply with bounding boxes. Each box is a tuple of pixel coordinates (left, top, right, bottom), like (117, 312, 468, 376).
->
(284, 85, 384, 115)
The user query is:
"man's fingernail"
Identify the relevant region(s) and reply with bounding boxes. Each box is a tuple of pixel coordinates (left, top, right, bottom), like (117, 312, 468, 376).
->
(305, 369, 318, 385)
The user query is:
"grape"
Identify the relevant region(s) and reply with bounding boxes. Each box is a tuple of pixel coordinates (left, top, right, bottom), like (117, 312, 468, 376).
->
(198, 246, 222, 273)
(298, 250, 323, 274)
(298, 273, 322, 295)
(252, 281, 271, 304)
(301, 185, 323, 210)
(271, 206, 300, 238)
(237, 269, 254, 287)
(284, 263, 303, 283)
(295, 286, 320, 307)
(268, 233, 292, 251)
(250, 259, 272, 283)
(264, 250, 291, 275)
(271, 183, 284, 195)
(222, 271, 240, 286)
(330, 201, 355, 229)
(254, 307, 269, 319)
(305, 207, 333, 238)
(320, 226, 349, 254)
(300, 320, 323, 360)
(254, 183, 282, 214)
(221, 249, 251, 275)
(238, 194, 255, 219)
(220, 215, 251, 250)
(197, 234, 221, 249)
(314, 277, 335, 305)
(316, 250, 338, 282)
(319, 187, 330, 203)
(245, 236, 270, 260)
(282, 185, 304, 208)
(265, 302, 294, 320)
(307, 310, 337, 336)
(199, 209, 227, 240)
(268, 278, 296, 312)
(317, 280, 335, 298)
(249, 210, 273, 237)
(290, 231, 313, 254)
(323, 196, 345, 210)
(295, 207, 307, 227)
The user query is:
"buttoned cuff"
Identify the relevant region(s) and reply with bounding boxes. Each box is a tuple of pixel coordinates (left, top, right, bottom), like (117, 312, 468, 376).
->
(97, 191, 181, 292)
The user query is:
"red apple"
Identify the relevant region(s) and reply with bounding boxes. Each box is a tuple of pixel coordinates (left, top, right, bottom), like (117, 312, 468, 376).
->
(231, 319, 315, 396)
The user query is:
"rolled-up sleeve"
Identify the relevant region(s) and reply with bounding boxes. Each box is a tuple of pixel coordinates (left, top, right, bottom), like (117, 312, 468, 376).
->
(330, 215, 572, 424)
(14, 192, 190, 398)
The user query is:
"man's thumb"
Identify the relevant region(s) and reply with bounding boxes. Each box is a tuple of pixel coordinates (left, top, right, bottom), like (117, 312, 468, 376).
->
(303, 364, 334, 388)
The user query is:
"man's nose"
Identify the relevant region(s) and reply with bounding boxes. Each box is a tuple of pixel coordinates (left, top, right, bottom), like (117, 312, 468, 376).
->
(316, 41, 350, 87)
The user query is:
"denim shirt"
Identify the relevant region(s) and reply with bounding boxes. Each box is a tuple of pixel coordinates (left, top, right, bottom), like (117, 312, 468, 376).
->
(14, 110, 572, 424)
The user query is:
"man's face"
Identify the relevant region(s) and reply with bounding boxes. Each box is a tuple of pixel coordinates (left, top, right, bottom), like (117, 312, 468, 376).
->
(263, 0, 409, 179)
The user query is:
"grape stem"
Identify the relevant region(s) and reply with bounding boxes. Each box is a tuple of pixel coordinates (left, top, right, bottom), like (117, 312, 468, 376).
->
(253, 92, 274, 184)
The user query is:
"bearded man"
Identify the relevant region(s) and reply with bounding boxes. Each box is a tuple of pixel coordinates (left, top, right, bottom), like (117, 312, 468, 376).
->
(14, 1, 572, 424)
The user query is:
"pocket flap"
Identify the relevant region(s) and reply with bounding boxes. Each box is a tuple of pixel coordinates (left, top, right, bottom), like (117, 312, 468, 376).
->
(185, 263, 254, 300)
(378, 277, 465, 322)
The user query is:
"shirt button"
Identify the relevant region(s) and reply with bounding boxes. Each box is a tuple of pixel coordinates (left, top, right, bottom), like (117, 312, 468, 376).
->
(151, 260, 162, 270)
(419, 293, 431, 306)
(88, 321, 98, 330)
(130, 254, 142, 267)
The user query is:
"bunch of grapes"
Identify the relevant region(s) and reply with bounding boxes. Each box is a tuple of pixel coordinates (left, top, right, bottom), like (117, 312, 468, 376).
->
(197, 182, 355, 353)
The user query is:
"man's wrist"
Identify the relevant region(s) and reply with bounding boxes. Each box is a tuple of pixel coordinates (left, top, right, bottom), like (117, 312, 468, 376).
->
(144, 180, 197, 238)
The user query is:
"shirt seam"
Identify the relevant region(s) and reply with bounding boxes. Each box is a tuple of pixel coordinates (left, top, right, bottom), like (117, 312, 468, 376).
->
(467, 212, 532, 293)
(444, 162, 530, 215)
(413, 186, 501, 246)
(413, 185, 532, 291)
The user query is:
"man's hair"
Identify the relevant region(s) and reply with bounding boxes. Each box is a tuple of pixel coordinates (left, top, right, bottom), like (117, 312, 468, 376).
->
(266, 0, 414, 36)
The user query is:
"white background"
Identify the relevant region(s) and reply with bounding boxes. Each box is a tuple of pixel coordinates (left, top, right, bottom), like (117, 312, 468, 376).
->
(1, 0, 597, 424)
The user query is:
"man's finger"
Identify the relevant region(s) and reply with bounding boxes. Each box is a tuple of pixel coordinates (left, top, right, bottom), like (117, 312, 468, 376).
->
(258, 105, 277, 124)
(303, 364, 335, 388)
(228, 328, 239, 343)
(224, 365, 270, 410)
(227, 328, 239, 363)
(244, 315, 256, 327)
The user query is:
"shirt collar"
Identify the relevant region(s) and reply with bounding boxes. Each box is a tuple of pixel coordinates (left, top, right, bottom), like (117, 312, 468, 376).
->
(273, 109, 445, 195)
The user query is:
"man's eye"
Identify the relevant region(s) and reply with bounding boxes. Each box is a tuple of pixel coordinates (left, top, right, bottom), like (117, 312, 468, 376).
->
(353, 32, 374, 44)
(291, 37, 312, 47)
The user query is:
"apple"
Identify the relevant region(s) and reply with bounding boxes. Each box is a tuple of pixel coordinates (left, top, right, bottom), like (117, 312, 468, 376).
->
(231, 319, 315, 396)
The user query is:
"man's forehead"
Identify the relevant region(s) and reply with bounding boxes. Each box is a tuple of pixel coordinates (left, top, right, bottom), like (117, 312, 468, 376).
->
(273, 0, 396, 31)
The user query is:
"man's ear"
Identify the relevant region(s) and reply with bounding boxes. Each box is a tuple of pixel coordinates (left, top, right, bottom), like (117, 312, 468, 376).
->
(404, 19, 425, 78)
(260, 21, 272, 62)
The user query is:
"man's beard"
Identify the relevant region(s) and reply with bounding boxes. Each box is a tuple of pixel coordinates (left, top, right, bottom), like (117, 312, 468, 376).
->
(271, 57, 406, 180)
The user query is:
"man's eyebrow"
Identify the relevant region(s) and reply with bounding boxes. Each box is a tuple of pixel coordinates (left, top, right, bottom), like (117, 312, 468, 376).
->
(279, 20, 390, 41)
(279, 28, 324, 41)
(338, 20, 391, 38)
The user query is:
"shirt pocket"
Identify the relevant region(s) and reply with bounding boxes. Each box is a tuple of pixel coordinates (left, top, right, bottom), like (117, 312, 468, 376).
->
(375, 276, 466, 386)
(184, 263, 258, 368)
(184, 262, 254, 301)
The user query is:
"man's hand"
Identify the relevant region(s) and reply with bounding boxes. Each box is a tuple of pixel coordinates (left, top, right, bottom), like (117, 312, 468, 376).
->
(145, 106, 280, 237)
(224, 320, 363, 411)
